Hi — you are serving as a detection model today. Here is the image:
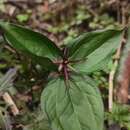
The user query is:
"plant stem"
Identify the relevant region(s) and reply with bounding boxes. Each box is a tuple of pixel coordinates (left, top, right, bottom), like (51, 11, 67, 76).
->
(64, 65, 69, 81)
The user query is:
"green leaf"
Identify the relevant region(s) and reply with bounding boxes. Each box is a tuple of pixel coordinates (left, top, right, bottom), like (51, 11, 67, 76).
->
(68, 29, 121, 58)
(0, 68, 17, 92)
(0, 107, 12, 130)
(31, 55, 58, 71)
(0, 21, 62, 61)
(41, 75, 104, 130)
(107, 103, 130, 126)
(68, 29, 123, 74)
(16, 14, 29, 23)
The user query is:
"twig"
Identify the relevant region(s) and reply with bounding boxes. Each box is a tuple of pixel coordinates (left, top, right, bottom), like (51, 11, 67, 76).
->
(108, 61, 117, 112)
(4, 45, 16, 54)
(108, 42, 123, 112)
(2, 92, 19, 116)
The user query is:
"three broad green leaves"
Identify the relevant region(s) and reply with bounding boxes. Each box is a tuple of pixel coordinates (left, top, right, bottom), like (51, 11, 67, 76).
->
(0, 21, 123, 130)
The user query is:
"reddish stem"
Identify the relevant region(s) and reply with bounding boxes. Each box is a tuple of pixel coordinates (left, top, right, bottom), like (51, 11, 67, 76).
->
(54, 47, 87, 80)
(63, 65, 69, 81)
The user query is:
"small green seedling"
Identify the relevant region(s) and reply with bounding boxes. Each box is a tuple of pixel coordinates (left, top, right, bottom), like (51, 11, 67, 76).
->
(0, 21, 124, 130)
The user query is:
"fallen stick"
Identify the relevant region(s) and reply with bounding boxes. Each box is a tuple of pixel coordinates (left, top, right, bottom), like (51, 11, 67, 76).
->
(108, 36, 126, 112)
(2, 92, 19, 116)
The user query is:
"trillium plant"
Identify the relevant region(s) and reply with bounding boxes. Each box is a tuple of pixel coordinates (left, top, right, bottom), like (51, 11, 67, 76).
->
(0, 21, 124, 130)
